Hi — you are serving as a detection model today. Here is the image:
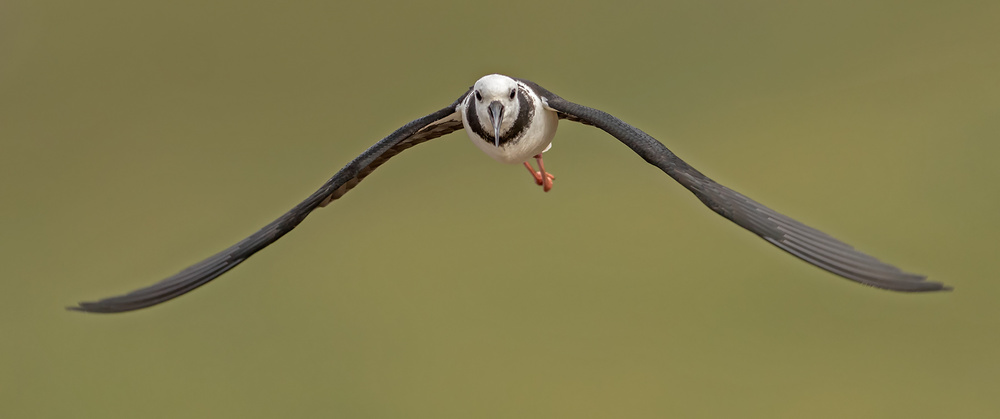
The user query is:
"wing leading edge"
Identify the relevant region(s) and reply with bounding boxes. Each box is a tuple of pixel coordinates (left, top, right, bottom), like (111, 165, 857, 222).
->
(519, 79, 948, 292)
(70, 92, 469, 313)
(73, 77, 948, 314)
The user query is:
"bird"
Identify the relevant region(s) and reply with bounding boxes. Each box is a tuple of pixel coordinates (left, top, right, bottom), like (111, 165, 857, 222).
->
(70, 74, 950, 313)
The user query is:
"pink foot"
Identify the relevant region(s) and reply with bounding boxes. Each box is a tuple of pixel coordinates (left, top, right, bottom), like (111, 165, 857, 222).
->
(522, 154, 555, 192)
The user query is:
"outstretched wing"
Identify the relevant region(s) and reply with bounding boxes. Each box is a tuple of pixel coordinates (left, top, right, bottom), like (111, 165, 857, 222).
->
(71, 91, 470, 313)
(521, 79, 949, 292)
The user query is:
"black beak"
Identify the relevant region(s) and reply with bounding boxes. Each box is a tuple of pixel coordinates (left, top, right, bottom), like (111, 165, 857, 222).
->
(487, 101, 504, 147)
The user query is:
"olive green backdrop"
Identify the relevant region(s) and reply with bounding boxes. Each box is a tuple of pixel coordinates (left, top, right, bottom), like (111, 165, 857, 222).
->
(2, 1, 997, 417)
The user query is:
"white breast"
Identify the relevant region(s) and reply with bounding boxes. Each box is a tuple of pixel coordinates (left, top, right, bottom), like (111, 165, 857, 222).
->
(459, 84, 559, 165)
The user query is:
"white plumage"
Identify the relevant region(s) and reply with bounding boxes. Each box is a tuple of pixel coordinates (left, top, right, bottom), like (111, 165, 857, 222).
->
(459, 74, 558, 164)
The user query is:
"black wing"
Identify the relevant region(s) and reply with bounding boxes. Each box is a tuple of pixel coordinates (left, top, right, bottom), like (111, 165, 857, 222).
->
(71, 91, 470, 313)
(521, 79, 949, 292)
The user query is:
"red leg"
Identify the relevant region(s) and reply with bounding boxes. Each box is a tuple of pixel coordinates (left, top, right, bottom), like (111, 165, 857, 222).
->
(523, 161, 544, 185)
(534, 154, 554, 192)
(523, 156, 556, 191)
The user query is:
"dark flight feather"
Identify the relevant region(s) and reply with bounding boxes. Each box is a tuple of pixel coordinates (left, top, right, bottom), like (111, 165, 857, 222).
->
(72, 78, 948, 314)
(519, 79, 948, 292)
(71, 93, 468, 313)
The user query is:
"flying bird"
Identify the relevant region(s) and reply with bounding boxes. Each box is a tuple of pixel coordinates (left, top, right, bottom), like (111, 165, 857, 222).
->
(71, 74, 950, 313)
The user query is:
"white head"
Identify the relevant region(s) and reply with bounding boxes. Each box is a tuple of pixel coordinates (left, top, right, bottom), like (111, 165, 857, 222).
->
(470, 74, 524, 147)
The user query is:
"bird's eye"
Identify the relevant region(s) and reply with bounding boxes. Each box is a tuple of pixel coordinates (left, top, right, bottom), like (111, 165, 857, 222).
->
(475, 91, 482, 101)
(509, 89, 516, 99)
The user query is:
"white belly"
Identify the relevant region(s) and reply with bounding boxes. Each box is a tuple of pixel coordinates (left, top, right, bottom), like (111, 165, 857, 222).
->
(463, 107, 559, 164)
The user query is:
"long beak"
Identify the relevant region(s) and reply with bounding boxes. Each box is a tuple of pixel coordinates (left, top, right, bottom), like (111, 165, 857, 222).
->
(488, 101, 504, 147)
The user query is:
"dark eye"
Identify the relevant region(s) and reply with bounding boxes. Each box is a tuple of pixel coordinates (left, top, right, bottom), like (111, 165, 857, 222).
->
(475, 91, 482, 101)
(509, 89, 516, 99)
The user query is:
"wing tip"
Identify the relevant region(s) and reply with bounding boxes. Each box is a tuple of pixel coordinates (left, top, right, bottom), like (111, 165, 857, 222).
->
(874, 278, 952, 293)
(67, 302, 107, 314)
(67, 300, 136, 314)
(925, 283, 953, 292)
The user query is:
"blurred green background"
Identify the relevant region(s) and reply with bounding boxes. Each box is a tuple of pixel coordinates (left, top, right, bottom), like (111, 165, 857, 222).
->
(2, 1, 998, 417)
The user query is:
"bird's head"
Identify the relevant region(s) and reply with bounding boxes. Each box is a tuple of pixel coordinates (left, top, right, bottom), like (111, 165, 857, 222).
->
(471, 74, 522, 147)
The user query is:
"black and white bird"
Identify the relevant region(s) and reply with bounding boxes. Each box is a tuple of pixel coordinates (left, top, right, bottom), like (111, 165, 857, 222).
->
(71, 74, 950, 313)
